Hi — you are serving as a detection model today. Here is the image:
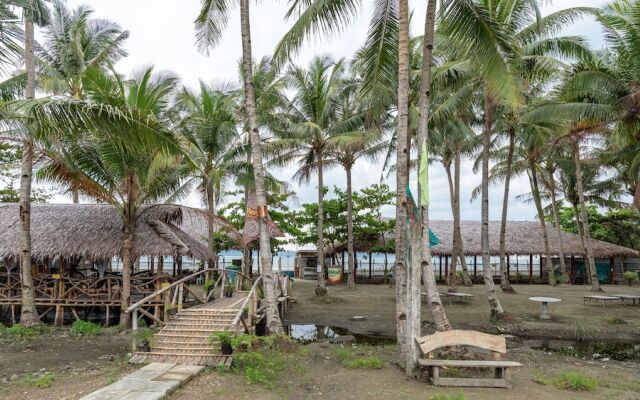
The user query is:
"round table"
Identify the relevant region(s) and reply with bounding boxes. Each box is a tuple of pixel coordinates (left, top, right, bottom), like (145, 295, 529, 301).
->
(528, 297, 561, 320)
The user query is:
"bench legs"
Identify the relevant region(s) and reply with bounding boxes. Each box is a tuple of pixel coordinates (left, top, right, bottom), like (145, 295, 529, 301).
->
(429, 366, 512, 389)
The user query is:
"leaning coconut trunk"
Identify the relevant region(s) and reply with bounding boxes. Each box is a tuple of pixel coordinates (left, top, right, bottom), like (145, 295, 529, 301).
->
(572, 141, 600, 292)
(546, 166, 567, 277)
(445, 162, 460, 291)
(239, 0, 283, 333)
(499, 131, 516, 293)
(346, 164, 356, 289)
(315, 154, 327, 295)
(18, 7, 39, 327)
(530, 163, 555, 286)
(481, 91, 505, 321)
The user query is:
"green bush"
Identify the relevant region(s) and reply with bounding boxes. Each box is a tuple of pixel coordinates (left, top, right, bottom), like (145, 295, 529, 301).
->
(70, 320, 102, 337)
(210, 330, 233, 345)
(0, 324, 51, 343)
(553, 372, 598, 392)
(623, 271, 638, 286)
(21, 374, 54, 389)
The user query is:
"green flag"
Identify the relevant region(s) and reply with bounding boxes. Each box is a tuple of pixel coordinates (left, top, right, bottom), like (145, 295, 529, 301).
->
(419, 140, 429, 206)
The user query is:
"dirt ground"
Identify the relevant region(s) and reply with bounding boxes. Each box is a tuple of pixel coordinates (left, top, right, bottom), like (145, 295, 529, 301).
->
(1, 281, 639, 400)
(284, 281, 640, 342)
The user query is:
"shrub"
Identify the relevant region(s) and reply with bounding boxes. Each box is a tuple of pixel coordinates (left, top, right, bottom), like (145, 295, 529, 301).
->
(210, 331, 233, 346)
(70, 320, 102, 337)
(203, 279, 215, 294)
(553, 372, 598, 392)
(623, 271, 638, 286)
(0, 324, 51, 343)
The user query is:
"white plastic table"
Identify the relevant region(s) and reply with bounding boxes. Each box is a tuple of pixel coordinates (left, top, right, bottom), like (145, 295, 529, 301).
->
(528, 296, 561, 320)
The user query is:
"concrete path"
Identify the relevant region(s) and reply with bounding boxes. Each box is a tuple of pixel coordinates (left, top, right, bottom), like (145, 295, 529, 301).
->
(80, 363, 204, 400)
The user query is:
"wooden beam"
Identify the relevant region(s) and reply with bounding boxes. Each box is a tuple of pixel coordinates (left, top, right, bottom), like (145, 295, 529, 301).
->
(416, 330, 507, 355)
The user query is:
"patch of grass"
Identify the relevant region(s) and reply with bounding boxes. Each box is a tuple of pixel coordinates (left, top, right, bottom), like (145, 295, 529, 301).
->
(70, 320, 102, 337)
(430, 392, 467, 400)
(607, 318, 628, 325)
(21, 374, 55, 389)
(534, 371, 598, 392)
(0, 324, 52, 343)
(335, 345, 384, 369)
(230, 335, 304, 389)
(554, 372, 598, 391)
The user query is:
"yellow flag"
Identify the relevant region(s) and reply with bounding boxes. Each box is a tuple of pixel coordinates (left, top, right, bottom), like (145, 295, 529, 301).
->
(419, 140, 429, 206)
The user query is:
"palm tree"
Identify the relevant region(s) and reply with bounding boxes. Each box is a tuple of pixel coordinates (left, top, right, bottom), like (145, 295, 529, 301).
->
(195, 0, 283, 334)
(268, 55, 346, 296)
(174, 83, 244, 268)
(17, 0, 49, 327)
(327, 82, 387, 289)
(39, 67, 188, 325)
(439, 0, 597, 319)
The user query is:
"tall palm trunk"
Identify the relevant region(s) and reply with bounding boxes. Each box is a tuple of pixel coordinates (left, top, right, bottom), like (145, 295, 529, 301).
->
(19, 3, 39, 326)
(395, 0, 410, 362)
(634, 181, 640, 211)
(205, 170, 218, 270)
(499, 130, 515, 292)
(120, 213, 135, 326)
(572, 141, 600, 292)
(530, 163, 555, 285)
(546, 166, 566, 276)
(445, 162, 459, 290)
(481, 92, 504, 321)
(346, 164, 355, 289)
(239, 0, 283, 333)
(454, 143, 472, 286)
(316, 154, 327, 295)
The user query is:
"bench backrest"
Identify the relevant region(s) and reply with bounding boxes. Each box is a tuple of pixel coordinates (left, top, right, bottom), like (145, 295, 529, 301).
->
(416, 330, 506, 358)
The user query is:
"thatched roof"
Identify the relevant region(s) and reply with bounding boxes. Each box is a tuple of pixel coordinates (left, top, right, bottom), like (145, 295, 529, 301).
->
(0, 203, 235, 261)
(334, 220, 638, 258)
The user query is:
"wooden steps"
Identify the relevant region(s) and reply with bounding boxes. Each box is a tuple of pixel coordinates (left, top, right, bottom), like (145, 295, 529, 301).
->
(131, 297, 245, 366)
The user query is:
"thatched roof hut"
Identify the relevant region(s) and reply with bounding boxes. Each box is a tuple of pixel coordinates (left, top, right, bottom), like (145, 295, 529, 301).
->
(0, 203, 235, 261)
(334, 220, 638, 258)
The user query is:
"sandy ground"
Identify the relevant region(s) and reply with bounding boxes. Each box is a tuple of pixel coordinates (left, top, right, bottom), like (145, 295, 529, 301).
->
(1, 281, 638, 400)
(284, 281, 640, 342)
(169, 341, 640, 400)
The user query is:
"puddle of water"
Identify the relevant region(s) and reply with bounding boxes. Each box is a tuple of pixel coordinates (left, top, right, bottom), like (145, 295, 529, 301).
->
(529, 339, 640, 362)
(285, 324, 396, 345)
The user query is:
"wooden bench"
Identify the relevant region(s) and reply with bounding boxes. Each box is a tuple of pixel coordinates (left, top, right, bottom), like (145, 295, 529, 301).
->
(416, 330, 522, 389)
(583, 295, 624, 307)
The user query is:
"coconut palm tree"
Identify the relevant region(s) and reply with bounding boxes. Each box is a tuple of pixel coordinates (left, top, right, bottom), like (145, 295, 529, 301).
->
(267, 55, 348, 296)
(195, 0, 283, 334)
(327, 82, 387, 289)
(439, 0, 597, 319)
(38, 67, 188, 325)
(173, 83, 244, 268)
(16, 0, 49, 327)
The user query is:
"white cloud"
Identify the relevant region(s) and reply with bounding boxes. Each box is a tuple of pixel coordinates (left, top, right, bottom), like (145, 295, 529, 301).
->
(50, 0, 607, 222)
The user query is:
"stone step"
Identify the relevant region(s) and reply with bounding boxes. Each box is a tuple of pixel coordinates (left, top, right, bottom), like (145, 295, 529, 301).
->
(130, 353, 232, 367)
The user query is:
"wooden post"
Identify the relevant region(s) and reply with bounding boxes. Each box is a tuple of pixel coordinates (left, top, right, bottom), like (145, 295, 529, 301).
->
(529, 254, 533, 284)
(172, 258, 176, 277)
(368, 252, 372, 279)
(131, 309, 138, 351)
(506, 255, 510, 283)
(610, 257, 615, 284)
(439, 256, 442, 281)
(444, 255, 449, 280)
(150, 256, 155, 275)
(473, 256, 477, 277)
(177, 257, 183, 276)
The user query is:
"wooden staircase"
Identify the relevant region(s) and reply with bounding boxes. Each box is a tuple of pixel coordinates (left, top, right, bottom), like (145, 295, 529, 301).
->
(130, 307, 239, 367)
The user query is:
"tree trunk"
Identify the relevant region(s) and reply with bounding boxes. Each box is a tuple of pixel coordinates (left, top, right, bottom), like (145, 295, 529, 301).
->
(530, 163, 555, 286)
(205, 169, 217, 271)
(445, 162, 459, 291)
(481, 91, 505, 321)
(454, 144, 472, 286)
(633, 181, 640, 211)
(346, 165, 356, 289)
(315, 155, 327, 295)
(239, 0, 283, 333)
(499, 130, 515, 293)
(573, 141, 600, 292)
(547, 167, 567, 276)
(120, 216, 135, 327)
(19, 4, 38, 327)
(395, 0, 410, 363)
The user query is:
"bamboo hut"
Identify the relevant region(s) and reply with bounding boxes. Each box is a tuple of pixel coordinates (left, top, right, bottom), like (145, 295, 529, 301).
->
(0, 203, 238, 325)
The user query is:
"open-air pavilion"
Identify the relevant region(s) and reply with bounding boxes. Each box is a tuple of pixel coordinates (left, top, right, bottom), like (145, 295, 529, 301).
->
(330, 220, 639, 284)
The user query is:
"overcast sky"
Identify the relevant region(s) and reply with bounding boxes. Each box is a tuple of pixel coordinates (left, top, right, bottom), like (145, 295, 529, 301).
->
(55, 0, 609, 221)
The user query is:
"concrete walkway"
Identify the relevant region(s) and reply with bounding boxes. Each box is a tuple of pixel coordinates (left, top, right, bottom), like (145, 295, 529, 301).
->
(80, 363, 204, 400)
